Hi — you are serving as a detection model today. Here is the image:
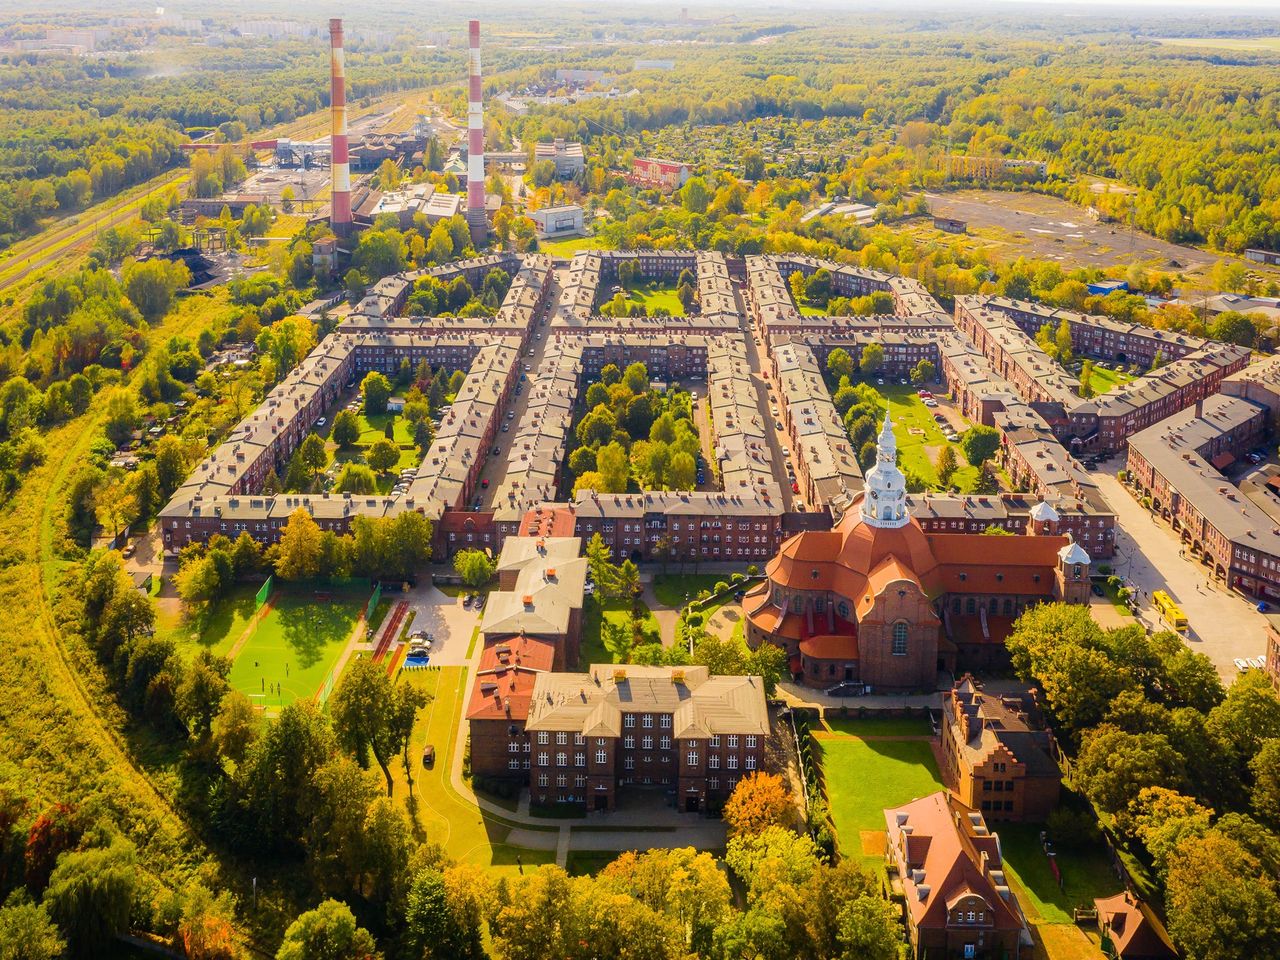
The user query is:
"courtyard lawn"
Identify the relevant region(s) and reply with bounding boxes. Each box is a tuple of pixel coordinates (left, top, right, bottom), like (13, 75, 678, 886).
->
(878, 385, 980, 492)
(541, 235, 606, 257)
(1083, 364, 1134, 396)
(998, 824, 1123, 925)
(622, 284, 684, 316)
(821, 714, 935, 737)
(798, 303, 826, 317)
(388, 666, 560, 873)
(650, 572, 737, 608)
(579, 595, 661, 667)
(815, 734, 944, 865)
(225, 587, 369, 710)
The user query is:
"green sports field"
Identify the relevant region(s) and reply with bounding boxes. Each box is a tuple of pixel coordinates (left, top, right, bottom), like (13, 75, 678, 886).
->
(225, 588, 370, 711)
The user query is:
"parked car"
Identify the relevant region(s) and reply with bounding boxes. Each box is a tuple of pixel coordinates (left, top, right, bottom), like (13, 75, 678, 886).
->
(791, 481, 800, 493)
(481, 478, 489, 488)
(462, 595, 472, 609)
(502, 423, 510, 432)
(422, 744, 436, 767)
(317, 417, 328, 427)
(1091, 583, 1104, 597)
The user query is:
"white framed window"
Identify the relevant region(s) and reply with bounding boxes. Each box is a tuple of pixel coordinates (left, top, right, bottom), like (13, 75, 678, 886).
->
(709, 755, 720, 769)
(892, 622, 908, 656)
(575, 753, 585, 767)
(538, 774, 548, 787)
(727, 755, 739, 770)
(624, 756, 634, 770)
(660, 736, 671, 750)
(710, 735, 720, 748)
(508, 759, 520, 770)
(624, 735, 635, 749)
(555, 752, 567, 767)
(728, 735, 738, 749)
(745, 755, 757, 770)
(556, 732, 568, 746)
(660, 715, 671, 729)
(642, 736, 653, 751)
(556, 774, 567, 787)
(595, 749, 607, 764)
(746, 735, 757, 749)
(624, 714, 635, 728)
(574, 733, 585, 746)
(537, 752, 548, 766)
(537, 731, 549, 745)
(687, 751, 699, 766)
(643, 715, 654, 729)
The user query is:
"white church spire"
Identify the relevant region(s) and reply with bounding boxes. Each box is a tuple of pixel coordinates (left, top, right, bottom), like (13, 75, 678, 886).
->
(861, 411, 909, 528)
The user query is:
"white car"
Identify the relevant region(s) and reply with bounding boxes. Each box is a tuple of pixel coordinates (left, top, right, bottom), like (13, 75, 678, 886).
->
(923, 399, 938, 408)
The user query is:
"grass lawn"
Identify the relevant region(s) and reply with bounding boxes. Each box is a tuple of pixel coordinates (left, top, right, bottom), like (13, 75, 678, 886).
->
(798, 303, 826, 317)
(815, 735, 944, 865)
(998, 824, 1123, 924)
(622, 284, 684, 316)
(541, 235, 606, 257)
(579, 596, 661, 667)
(1082, 364, 1134, 396)
(226, 587, 369, 709)
(878, 385, 979, 492)
(389, 666, 560, 874)
(1099, 579, 1134, 617)
(821, 715, 934, 737)
(156, 582, 261, 660)
(318, 408, 423, 493)
(650, 573, 737, 607)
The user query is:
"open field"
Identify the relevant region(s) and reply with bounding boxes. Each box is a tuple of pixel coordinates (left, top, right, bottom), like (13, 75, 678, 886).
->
(878, 385, 980, 492)
(226, 588, 367, 709)
(389, 666, 560, 873)
(814, 733, 944, 866)
(1082, 364, 1134, 395)
(1156, 36, 1280, 52)
(921, 189, 1236, 281)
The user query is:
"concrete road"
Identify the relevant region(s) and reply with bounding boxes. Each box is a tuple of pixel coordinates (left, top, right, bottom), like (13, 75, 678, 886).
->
(1090, 465, 1267, 677)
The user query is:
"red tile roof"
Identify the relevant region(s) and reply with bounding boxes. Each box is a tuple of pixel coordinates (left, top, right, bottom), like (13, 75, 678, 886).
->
(465, 634, 557, 721)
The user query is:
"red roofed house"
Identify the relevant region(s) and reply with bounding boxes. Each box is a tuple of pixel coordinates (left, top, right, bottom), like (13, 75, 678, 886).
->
(745, 415, 1092, 691)
(1094, 892, 1177, 960)
(886, 791, 1031, 959)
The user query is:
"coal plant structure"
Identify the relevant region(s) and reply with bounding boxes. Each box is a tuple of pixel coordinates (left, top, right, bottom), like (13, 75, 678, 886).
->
(466, 19, 488, 244)
(329, 17, 352, 239)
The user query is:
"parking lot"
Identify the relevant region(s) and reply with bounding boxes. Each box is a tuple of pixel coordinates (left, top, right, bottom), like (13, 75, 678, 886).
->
(397, 581, 482, 667)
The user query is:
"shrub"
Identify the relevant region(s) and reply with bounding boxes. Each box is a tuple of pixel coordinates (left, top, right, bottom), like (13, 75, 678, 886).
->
(714, 580, 730, 595)
(747, 564, 759, 576)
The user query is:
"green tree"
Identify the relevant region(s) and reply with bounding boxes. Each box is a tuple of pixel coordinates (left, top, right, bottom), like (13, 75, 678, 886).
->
(122, 257, 190, 323)
(453, 548, 496, 588)
(826, 348, 854, 383)
(330, 656, 429, 795)
(836, 895, 903, 960)
(859, 343, 884, 377)
(334, 462, 377, 494)
(332, 409, 360, 448)
(910, 359, 936, 385)
(1166, 833, 1280, 960)
(43, 840, 139, 959)
(274, 507, 323, 581)
(276, 900, 380, 960)
(366, 437, 400, 475)
(936, 445, 958, 488)
(1251, 739, 1280, 827)
(622, 362, 649, 395)
(680, 176, 712, 214)
(596, 442, 630, 493)
(1076, 725, 1187, 817)
(667, 451, 697, 491)
(0, 900, 64, 960)
(1209, 310, 1258, 348)
(361, 371, 392, 416)
(960, 425, 1000, 465)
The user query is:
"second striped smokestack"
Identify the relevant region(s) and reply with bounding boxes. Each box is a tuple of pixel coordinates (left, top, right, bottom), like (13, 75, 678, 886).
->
(466, 19, 487, 244)
(329, 18, 352, 239)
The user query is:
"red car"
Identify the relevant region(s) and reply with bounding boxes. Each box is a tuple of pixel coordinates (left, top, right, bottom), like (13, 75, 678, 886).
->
(481, 478, 489, 488)
(791, 481, 800, 493)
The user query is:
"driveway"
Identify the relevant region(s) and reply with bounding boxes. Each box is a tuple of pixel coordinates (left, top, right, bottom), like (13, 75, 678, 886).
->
(399, 582, 481, 666)
(1090, 466, 1268, 677)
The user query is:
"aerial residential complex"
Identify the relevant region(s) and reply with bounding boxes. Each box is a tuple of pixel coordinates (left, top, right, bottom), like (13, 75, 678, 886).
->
(160, 244, 1280, 640)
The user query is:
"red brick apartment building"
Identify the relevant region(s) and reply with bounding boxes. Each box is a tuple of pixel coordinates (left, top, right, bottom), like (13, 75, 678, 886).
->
(939, 677, 1061, 823)
(469, 664, 770, 812)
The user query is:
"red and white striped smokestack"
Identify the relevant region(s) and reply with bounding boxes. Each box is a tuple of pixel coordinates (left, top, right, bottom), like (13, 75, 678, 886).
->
(329, 18, 352, 239)
(466, 19, 488, 244)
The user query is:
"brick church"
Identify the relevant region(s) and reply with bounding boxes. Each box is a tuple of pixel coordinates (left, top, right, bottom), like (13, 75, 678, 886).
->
(744, 414, 1092, 691)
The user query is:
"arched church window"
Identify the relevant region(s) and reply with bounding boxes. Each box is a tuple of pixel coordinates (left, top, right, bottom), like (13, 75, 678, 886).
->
(892, 622, 908, 656)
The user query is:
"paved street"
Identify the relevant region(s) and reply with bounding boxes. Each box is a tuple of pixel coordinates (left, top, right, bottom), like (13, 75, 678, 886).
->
(1090, 463, 1267, 677)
